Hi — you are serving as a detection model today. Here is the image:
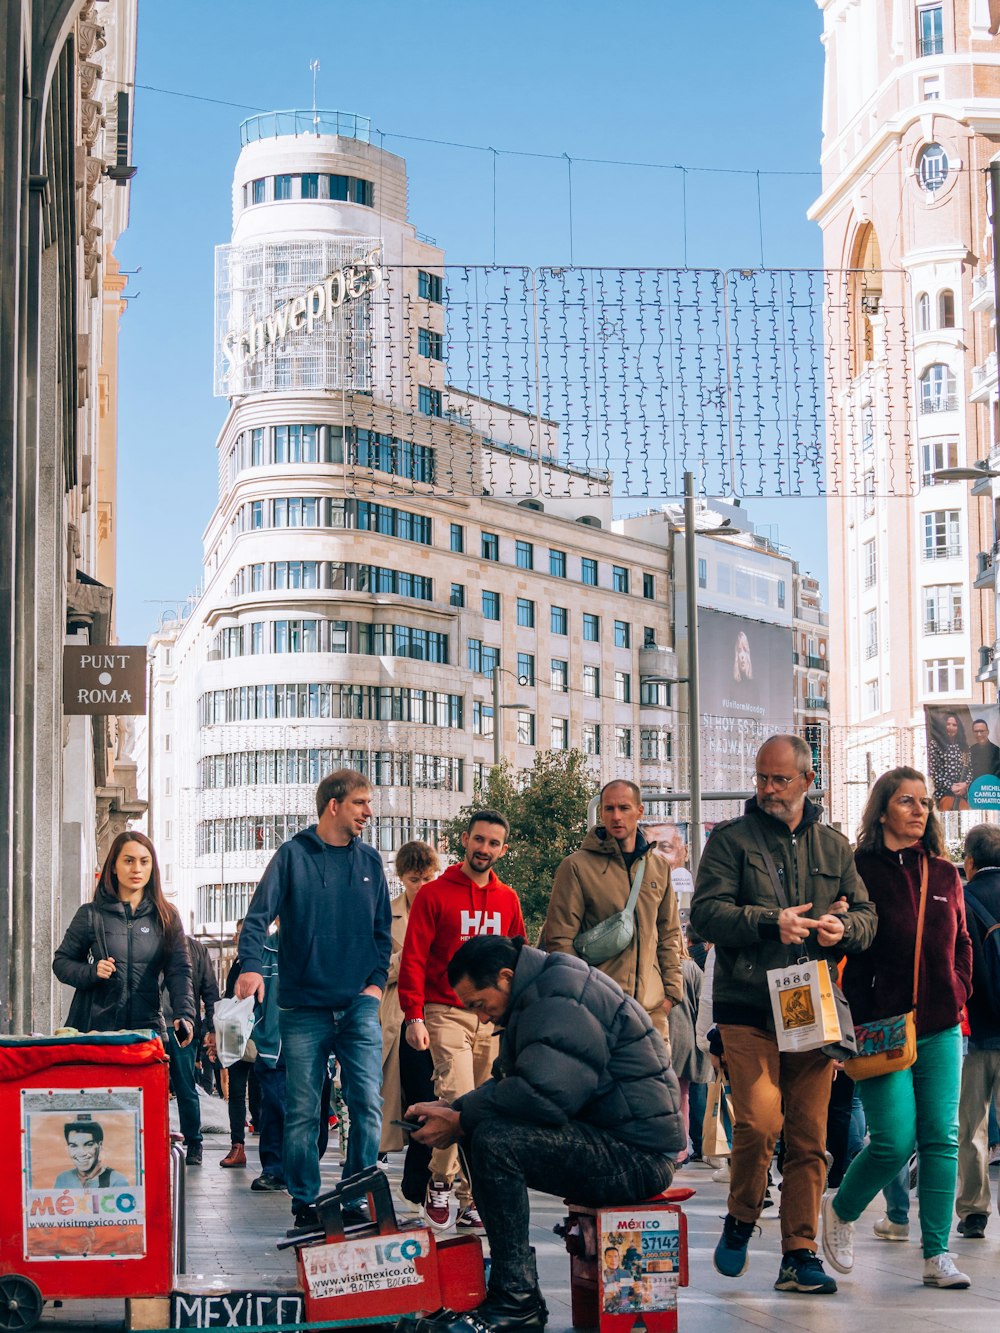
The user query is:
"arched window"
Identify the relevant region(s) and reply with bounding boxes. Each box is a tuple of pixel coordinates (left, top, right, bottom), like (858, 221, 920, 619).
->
(916, 292, 931, 331)
(919, 363, 957, 413)
(849, 223, 883, 376)
(938, 289, 955, 328)
(918, 143, 949, 193)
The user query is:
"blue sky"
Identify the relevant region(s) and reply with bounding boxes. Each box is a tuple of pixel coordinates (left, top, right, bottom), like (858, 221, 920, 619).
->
(116, 0, 828, 643)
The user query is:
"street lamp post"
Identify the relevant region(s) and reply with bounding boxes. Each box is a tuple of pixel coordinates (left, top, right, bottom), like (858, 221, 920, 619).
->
(683, 473, 704, 876)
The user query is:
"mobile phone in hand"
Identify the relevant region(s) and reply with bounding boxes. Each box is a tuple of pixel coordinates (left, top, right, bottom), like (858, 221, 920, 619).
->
(390, 1118, 424, 1133)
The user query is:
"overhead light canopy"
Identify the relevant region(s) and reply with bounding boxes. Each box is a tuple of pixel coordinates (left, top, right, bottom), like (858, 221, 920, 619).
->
(932, 466, 1000, 482)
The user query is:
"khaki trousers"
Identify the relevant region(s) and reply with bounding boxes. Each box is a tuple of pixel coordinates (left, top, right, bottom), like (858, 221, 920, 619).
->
(719, 1023, 833, 1253)
(956, 1047, 1000, 1220)
(424, 1003, 498, 1205)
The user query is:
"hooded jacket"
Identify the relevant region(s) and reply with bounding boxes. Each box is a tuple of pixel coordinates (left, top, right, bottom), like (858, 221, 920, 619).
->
(238, 826, 392, 1010)
(53, 885, 194, 1037)
(690, 798, 876, 1029)
(964, 865, 1000, 1047)
(544, 827, 683, 1013)
(845, 845, 972, 1039)
(454, 946, 684, 1156)
(397, 864, 526, 1021)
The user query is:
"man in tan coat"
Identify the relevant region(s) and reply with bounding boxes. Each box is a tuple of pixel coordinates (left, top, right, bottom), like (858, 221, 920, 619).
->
(544, 780, 683, 1042)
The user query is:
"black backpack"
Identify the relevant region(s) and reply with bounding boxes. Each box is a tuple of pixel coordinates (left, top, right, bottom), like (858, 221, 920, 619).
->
(965, 886, 1000, 1018)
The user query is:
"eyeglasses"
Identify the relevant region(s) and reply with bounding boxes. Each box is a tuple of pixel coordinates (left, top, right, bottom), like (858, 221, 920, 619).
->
(892, 795, 934, 812)
(754, 772, 806, 791)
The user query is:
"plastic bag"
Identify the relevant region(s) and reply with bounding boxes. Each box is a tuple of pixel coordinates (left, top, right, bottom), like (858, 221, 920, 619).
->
(213, 995, 256, 1067)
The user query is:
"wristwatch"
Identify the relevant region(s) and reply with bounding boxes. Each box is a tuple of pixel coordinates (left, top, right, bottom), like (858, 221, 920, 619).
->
(405, 1018, 425, 1026)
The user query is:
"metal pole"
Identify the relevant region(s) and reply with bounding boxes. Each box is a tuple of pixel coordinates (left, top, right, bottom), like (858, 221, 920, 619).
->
(492, 666, 502, 769)
(145, 657, 154, 834)
(684, 472, 703, 876)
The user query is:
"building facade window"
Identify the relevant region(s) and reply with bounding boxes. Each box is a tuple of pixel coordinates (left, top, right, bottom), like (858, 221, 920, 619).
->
(919, 364, 956, 413)
(515, 540, 534, 570)
(482, 590, 500, 620)
(450, 523, 464, 553)
(581, 557, 598, 586)
(418, 328, 443, 360)
(777, 579, 786, 609)
(924, 657, 965, 693)
(917, 5, 943, 57)
(418, 386, 443, 417)
(864, 610, 878, 660)
(516, 597, 535, 628)
(864, 679, 880, 714)
(517, 711, 536, 746)
(550, 658, 569, 693)
(640, 678, 670, 707)
(917, 143, 949, 193)
(643, 572, 655, 600)
(481, 531, 499, 561)
(614, 620, 630, 649)
(921, 439, 958, 485)
(612, 565, 629, 593)
(468, 639, 500, 675)
(615, 725, 632, 759)
(357, 501, 432, 545)
(916, 292, 931, 331)
(582, 723, 601, 756)
(640, 728, 671, 761)
(614, 671, 632, 703)
(863, 539, 877, 588)
(199, 683, 462, 727)
(923, 509, 961, 559)
(551, 717, 569, 750)
(938, 290, 955, 328)
(351, 429, 435, 484)
(473, 701, 494, 737)
(418, 270, 443, 303)
(549, 548, 567, 578)
(450, 583, 465, 607)
(583, 665, 600, 697)
(923, 584, 963, 634)
(697, 558, 707, 589)
(517, 652, 535, 685)
(360, 624, 448, 663)
(551, 606, 568, 635)
(583, 613, 600, 642)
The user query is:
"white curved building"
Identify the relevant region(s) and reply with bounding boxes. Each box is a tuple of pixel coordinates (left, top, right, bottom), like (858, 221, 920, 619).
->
(147, 111, 686, 939)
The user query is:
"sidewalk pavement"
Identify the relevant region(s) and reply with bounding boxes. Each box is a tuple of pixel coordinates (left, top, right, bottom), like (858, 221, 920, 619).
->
(31, 1089, 1000, 1332)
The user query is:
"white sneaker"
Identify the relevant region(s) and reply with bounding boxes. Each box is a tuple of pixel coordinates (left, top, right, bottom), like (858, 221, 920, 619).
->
(922, 1253, 970, 1288)
(821, 1194, 855, 1273)
(711, 1160, 730, 1183)
(423, 1179, 458, 1233)
(873, 1216, 910, 1242)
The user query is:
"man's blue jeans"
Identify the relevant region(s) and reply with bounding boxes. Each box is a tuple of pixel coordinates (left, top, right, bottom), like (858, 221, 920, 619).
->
(279, 994, 382, 1210)
(254, 1063, 288, 1182)
(167, 1029, 202, 1147)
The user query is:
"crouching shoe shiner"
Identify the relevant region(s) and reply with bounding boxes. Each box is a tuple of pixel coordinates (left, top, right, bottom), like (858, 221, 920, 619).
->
(407, 934, 684, 1332)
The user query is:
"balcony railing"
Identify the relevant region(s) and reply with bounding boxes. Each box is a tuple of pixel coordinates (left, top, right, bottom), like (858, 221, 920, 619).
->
(804, 697, 830, 711)
(919, 395, 959, 414)
(918, 35, 943, 57)
(923, 543, 962, 560)
(923, 617, 963, 634)
(240, 110, 372, 145)
(972, 352, 998, 390)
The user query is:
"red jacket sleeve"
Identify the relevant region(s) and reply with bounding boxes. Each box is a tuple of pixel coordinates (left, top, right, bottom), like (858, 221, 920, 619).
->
(397, 885, 437, 1022)
(509, 892, 526, 940)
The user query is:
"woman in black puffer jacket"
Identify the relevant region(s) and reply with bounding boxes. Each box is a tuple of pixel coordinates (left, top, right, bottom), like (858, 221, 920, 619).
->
(54, 831, 195, 1043)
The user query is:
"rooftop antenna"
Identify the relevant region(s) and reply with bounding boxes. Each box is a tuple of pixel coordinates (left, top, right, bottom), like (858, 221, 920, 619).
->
(310, 59, 320, 134)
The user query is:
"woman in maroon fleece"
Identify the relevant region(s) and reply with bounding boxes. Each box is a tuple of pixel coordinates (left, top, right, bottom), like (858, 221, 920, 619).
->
(821, 767, 973, 1290)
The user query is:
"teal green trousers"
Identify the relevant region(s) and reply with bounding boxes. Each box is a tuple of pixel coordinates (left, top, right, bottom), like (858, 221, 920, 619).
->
(833, 1024, 961, 1257)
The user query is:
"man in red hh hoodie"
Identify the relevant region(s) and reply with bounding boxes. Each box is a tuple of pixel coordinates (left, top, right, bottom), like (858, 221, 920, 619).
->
(398, 809, 525, 1235)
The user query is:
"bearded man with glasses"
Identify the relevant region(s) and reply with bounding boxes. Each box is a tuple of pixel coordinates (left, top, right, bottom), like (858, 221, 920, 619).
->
(691, 734, 877, 1296)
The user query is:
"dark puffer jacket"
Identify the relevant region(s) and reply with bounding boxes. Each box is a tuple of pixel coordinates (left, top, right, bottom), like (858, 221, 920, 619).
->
(454, 946, 684, 1155)
(53, 886, 194, 1037)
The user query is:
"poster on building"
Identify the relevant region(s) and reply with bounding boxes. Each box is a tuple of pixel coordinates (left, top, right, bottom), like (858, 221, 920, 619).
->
(697, 609, 795, 794)
(599, 1209, 680, 1320)
(21, 1089, 145, 1259)
(924, 704, 1000, 812)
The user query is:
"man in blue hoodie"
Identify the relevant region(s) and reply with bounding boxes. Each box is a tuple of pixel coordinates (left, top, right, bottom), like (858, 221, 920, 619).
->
(236, 769, 392, 1227)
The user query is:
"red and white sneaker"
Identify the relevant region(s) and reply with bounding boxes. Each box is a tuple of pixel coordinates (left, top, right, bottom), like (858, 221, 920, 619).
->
(423, 1179, 458, 1232)
(456, 1205, 486, 1234)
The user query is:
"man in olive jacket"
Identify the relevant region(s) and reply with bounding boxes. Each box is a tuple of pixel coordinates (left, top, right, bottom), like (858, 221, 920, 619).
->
(544, 779, 683, 1043)
(409, 935, 682, 1333)
(690, 734, 876, 1296)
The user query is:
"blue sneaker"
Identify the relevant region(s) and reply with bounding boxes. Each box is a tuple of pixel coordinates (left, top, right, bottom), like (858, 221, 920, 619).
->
(713, 1213, 755, 1277)
(774, 1249, 838, 1294)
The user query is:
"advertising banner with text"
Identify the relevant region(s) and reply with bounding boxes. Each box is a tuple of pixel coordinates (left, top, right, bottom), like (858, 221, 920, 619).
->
(924, 703, 1000, 812)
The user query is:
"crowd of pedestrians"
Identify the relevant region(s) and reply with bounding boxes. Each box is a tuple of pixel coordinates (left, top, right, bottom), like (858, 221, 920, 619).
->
(51, 746, 1000, 1329)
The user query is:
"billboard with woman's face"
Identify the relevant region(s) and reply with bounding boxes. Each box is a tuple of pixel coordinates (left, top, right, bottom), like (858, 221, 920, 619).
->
(925, 703, 1000, 811)
(697, 609, 795, 792)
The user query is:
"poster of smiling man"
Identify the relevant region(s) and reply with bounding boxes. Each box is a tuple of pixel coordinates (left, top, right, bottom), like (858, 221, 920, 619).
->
(21, 1089, 145, 1259)
(924, 703, 1000, 812)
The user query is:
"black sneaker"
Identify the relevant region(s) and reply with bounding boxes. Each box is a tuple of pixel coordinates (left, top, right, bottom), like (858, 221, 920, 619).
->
(774, 1249, 838, 1294)
(250, 1172, 286, 1192)
(185, 1144, 203, 1167)
(957, 1213, 988, 1239)
(714, 1213, 756, 1277)
(342, 1201, 370, 1227)
(288, 1204, 319, 1232)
